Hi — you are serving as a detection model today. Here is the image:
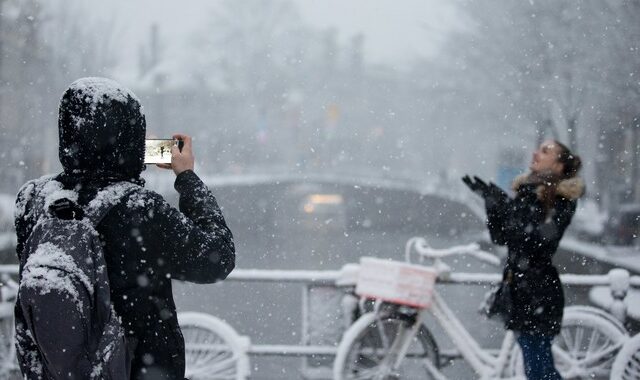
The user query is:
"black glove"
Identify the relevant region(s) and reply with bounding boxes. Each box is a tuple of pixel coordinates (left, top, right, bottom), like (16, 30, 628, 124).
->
(462, 175, 490, 196)
(463, 175, 509, 209)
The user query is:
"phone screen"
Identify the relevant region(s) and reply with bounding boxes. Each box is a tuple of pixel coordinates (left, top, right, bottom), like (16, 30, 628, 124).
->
(144, 139, 175, 164)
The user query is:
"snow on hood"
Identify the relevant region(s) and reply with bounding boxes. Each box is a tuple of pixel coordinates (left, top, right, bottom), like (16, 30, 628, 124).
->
(68, 77, 140, 112)
(58, 77, 146, 182)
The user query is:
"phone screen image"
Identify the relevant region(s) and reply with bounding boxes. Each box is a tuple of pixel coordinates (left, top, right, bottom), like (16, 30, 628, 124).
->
(144, 139, 175, 164)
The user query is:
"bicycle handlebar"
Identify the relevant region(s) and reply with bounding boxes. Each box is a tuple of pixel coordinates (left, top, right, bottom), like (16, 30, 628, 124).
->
(405, 237, 501, 266)
(469, 249, 502, 266)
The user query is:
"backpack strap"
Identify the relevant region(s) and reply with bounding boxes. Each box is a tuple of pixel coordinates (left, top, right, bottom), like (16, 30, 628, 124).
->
(84, 182, 141, 227)
(28, 176, 67, 224)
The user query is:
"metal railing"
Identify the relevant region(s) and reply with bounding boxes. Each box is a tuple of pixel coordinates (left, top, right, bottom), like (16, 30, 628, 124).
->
(2, 263, 638, 360)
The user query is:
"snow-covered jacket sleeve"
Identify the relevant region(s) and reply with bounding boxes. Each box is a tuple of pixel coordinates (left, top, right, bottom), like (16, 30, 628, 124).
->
(142, 170, 235, 283)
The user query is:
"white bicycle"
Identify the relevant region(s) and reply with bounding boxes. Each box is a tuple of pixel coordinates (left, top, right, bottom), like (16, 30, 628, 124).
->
(611, 332, 640, 380)
(0, 274, 20, 379)
(178, 311, 251, 380)
(333, 237, 629, 379)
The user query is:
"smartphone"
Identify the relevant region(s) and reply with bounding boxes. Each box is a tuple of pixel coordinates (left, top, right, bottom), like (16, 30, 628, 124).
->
(144, 139, 180, 164)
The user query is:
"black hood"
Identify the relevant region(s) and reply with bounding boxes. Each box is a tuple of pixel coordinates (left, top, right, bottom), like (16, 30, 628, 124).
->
(58, 77, 146, 182)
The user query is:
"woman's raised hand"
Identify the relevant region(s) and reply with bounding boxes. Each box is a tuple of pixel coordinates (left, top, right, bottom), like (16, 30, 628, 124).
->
(462, 175, 490, 195)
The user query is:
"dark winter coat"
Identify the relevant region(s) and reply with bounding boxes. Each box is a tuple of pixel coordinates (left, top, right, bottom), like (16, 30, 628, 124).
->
(486, 174, 584, 336)
(14, 78, 235, 380)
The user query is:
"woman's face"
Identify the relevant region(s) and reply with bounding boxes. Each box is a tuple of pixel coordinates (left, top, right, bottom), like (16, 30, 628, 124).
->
(529, 140, 564, 176)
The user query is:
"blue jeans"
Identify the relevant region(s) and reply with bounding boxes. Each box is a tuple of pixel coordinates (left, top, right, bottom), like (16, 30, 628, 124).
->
(516, 333, 562, 380)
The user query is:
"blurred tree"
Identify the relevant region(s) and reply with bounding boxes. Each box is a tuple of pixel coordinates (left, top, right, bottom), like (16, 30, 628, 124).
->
(0, 0, 48, 189)
(192, 0, 306, 169)
(0, 0, 119, 193)
(591, 1, 640, 206)
(441, 0, 640, 152)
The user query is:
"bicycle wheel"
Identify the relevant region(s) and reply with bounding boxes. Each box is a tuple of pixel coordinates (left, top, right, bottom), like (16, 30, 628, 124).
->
(0, 304, 19, 379)
(610, 333, 640, 380)
(563, 305, 627, 336)
(507, 308, 628, 379)
(178, 312, 251, 380)
(333, 311, 440, 380)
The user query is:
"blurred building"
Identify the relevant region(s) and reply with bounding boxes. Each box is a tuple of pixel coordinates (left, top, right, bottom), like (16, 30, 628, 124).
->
(595, 118, 640, 244)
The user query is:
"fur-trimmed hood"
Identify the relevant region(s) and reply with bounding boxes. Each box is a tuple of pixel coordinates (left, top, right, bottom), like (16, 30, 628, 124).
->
(512, 173, 585, 201)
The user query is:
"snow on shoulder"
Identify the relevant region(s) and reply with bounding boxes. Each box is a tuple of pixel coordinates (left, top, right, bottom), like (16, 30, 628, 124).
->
(41, 180, 79, 212)
(14, 174, 57, 222)
(87, 181, 140, 216)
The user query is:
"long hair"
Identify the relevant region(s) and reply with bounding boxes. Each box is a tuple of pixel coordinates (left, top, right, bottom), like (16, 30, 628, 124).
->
(554, 141, 582, 180)
(538, 141, 582, 212)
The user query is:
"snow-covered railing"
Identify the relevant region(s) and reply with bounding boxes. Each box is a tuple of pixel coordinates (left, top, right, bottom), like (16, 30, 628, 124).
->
(443, 271, 640, 287)
(0, 233, 16, 253)
(2, 264, 640, 287)
(0, 265, 18, 275)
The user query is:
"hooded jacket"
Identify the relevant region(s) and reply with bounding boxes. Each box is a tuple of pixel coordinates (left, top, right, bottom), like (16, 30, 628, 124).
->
(14, 78, 235, 379)
(486, 174, 584, 336)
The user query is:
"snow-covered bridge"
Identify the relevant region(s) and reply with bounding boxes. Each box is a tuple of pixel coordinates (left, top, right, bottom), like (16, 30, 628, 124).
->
(145, 170, 486, 226)
(0, 171, 487, 256)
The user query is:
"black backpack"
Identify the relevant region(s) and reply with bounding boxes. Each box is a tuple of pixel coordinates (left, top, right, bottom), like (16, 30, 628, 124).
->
(16, 180, 139, 379)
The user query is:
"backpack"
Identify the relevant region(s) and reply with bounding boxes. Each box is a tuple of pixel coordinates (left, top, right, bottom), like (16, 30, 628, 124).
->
(16, 180, 139, 380)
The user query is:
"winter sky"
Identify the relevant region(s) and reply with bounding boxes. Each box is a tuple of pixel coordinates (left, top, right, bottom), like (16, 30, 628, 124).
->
(93, 0, 459, 76)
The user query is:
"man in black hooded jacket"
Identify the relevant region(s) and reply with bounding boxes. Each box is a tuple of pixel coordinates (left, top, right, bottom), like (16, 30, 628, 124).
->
(14, 77, 235, 379)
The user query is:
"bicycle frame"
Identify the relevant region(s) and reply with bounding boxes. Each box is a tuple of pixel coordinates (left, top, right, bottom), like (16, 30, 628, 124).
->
(361, 289, 520, 380)
(424, 292, 517, 379)
(362, 290, 524, 380)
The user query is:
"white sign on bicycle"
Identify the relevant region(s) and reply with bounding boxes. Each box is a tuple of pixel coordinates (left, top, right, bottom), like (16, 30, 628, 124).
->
(355, 257, 438, 309)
